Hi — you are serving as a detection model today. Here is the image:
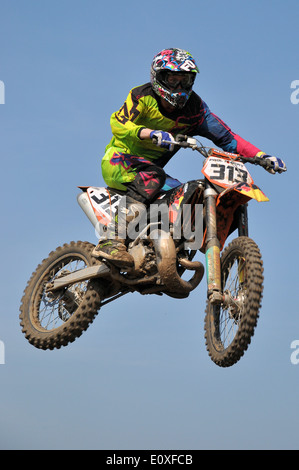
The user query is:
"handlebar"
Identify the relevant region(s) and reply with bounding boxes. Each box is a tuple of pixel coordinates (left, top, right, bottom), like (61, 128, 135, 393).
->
(161, 134, 286, 173)
(240, 155, 272, 170)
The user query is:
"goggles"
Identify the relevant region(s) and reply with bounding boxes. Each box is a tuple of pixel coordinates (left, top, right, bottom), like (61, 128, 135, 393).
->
(165, 72, 195, 90)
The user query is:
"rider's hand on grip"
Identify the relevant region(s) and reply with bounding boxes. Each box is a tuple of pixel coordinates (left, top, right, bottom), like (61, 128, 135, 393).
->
(256, 152, 287, 174)
(150, 130, 176, 152)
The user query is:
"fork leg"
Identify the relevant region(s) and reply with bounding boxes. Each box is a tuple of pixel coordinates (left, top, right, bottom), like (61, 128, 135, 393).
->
(204, 186, 223, 304)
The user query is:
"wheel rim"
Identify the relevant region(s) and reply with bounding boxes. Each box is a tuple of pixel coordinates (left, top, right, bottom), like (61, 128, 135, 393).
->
(31, 254, 89, 332)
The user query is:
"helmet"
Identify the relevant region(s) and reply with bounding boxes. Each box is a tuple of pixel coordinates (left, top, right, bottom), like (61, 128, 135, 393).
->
(150, 48, 199, 109)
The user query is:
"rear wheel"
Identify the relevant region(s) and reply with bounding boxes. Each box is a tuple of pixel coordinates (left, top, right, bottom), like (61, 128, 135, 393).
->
(204, 237, 263, 367)
(20, 241, 106, 350)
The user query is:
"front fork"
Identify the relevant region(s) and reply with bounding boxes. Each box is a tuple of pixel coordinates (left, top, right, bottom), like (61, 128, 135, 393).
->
(204, 184, 223, 304)
(204, 183, 249, 304)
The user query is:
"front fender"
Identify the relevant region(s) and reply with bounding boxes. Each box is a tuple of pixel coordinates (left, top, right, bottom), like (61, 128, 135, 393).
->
(228, 182, 269, 202)
(214, 183, 268, 250)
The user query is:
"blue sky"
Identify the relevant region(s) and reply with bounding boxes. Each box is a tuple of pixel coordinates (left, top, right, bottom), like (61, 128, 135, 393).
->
(0, 0, 298, 450)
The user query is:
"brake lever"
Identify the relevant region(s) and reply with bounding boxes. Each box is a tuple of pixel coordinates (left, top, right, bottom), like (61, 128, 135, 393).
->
(176, 134, 189, 141)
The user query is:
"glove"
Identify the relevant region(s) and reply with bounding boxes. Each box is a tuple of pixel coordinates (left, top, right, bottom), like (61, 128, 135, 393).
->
(256, 152, 287, 174)
(150, 130, 176, 152)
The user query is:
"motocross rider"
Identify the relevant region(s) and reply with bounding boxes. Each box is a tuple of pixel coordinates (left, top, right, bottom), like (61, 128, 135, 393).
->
(92, 48, 286, 267)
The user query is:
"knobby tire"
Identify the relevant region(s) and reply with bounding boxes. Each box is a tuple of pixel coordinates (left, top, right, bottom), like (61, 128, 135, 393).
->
(204, 236, 264, 367)
(19, 241, 104, 350)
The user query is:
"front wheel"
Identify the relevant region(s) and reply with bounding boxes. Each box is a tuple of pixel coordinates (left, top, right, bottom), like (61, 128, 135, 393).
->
(19, 241, 107, 350)
(204, 237, 263, 367)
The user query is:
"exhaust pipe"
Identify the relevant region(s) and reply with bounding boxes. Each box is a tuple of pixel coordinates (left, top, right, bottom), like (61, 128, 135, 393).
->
(150, 230, 204, 297)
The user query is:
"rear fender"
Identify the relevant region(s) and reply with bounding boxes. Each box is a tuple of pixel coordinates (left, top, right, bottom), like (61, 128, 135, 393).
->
(77, 186, 121, 228)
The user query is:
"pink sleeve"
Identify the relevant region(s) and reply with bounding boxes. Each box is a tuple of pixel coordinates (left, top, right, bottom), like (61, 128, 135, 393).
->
(233, 133, 261, 159)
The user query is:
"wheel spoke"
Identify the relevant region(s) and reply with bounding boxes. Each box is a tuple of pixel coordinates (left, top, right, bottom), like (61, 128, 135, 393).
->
(35, 256, 88, 331)
(217, 256, 245, 347)
(219, 309, 238, 347)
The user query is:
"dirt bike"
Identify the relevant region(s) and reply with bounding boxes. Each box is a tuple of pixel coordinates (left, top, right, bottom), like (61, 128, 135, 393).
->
(19, 135, 283, 367)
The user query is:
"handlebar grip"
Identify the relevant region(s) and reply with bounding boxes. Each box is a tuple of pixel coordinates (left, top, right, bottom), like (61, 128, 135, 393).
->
(242, 156, 273, 170)
(254, 156, 273, 170)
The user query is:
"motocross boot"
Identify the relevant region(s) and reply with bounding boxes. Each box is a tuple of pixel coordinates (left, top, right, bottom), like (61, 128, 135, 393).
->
(92, 238, 134, 268)
(92, 196, 147, 269)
